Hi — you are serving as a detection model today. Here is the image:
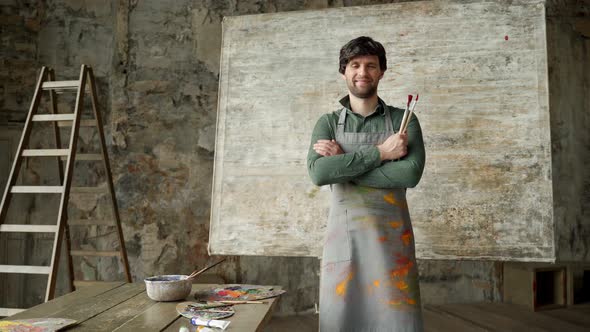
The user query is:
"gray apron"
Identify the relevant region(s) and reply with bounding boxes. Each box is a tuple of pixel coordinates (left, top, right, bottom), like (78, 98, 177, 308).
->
(319, 108, 423, 332)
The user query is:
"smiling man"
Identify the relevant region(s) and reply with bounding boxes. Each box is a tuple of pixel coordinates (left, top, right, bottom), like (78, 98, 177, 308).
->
(307, 36, 426, 331)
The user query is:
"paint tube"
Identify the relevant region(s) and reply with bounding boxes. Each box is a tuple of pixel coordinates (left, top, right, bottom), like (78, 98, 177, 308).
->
(190, 317, 231, 330)
(195, 327, 216, 332)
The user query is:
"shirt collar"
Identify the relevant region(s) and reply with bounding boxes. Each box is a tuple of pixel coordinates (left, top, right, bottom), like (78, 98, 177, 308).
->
(339, 95, 387, 117)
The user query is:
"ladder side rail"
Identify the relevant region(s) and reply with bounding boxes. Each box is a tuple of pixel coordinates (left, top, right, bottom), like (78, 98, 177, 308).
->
(87, 67, 132, 283)
(0, 67, 49, 224)
(48, 68, 75, 293)
(45, 65, 87, 301)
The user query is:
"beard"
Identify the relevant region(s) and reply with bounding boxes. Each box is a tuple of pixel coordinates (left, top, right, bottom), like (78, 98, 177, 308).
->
(347, 79, 378, 99)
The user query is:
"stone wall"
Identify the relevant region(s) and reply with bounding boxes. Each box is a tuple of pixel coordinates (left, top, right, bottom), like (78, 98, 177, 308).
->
(1, 0, 587, 315)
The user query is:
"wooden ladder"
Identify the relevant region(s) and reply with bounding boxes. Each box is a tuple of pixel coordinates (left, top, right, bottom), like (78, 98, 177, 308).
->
(0, 65, 132, 316)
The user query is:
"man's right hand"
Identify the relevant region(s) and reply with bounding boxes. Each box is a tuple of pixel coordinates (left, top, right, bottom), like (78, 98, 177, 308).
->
(377, 133, 408, 161)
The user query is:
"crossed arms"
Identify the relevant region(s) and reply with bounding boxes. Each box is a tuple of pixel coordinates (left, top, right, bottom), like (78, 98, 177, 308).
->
(306, 112, 425, 189)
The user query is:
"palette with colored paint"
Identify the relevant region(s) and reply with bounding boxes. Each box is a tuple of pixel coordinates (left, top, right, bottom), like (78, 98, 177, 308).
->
(176, 301, 235, 320)
(194, 284, 286, 301)
(0, 318, 77, 331)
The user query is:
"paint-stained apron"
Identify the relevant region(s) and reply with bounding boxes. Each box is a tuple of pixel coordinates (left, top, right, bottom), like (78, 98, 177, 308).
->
(319, 108, 423, 332)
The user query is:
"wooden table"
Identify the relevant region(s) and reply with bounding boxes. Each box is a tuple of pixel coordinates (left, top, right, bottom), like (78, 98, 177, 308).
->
(3, 282, 282, 331)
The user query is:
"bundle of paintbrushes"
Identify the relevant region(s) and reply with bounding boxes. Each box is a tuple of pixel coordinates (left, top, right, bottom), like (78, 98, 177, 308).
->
(399, 94, 419, 133)
(176, 301, 236, 320)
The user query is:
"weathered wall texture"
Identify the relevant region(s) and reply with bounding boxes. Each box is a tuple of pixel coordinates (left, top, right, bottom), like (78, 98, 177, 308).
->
(1, 0, 587, 315)
(546, 1, 590, 263)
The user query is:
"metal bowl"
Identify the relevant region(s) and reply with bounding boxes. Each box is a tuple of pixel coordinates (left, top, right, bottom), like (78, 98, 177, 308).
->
(144, 275, 192, 301)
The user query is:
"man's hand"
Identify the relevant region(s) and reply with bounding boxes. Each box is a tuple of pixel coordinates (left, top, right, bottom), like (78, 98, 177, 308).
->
(377, 133, 408, 161)
(313, 139, 344, 157)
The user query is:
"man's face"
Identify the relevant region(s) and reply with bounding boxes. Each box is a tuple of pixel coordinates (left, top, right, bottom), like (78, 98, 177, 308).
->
(342, 55, 384, 99)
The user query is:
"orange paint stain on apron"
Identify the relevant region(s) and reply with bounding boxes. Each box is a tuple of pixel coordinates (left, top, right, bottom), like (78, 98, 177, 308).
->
(388, 221, 403, 229)
(391, 255, 414, 279)
(401, 229, 412, 246)
(383, 193, 408, 209)
(335, 271, 354, 297)
(396, 280, 409, 290)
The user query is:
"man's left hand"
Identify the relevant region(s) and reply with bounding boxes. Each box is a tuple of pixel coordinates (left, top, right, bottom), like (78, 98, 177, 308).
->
(313, 139, 344, 157)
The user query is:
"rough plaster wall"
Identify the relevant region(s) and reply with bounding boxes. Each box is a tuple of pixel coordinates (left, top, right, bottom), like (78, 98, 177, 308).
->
(0, 0, 63, 308)
(0, 0, 544, 314)
(545, 1, 590, 263)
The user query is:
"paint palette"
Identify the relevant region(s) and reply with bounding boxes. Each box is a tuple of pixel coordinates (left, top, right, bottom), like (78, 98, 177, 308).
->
(0, 318, 77, 331)
(194, 284, 286, 301)
(176, 301, 235, 320)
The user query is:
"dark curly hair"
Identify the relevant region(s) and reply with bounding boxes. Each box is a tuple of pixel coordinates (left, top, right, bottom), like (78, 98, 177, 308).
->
(339, 36, 387, 74)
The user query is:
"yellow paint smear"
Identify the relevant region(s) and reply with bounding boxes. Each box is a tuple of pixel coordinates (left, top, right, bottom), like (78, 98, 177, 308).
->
(388, 299, 403, 305)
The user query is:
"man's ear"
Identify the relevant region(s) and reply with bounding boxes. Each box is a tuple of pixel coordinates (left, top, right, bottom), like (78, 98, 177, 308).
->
(341, 73, 346, 80)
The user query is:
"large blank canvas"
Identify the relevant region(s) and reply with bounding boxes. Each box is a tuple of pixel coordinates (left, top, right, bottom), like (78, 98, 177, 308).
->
(209, 0, 554, 261)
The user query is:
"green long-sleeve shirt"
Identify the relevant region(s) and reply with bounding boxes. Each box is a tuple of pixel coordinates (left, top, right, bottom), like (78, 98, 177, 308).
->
(307, 96, 425, 189)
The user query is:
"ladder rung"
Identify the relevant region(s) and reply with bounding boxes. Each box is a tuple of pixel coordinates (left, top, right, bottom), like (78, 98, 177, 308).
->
(42, 80, 80, 90)
(11, 186, 64, 193)
(68, 219, 112, 226)
(70, 186, 105, 194)
(0, 225, 58, 233)
(0, 308, 26, 316)
(60, 154, 102, 161)
(0, 265, 51, 274)
(32, 114, 75, 121)
(22, 149, 69, 157)
(73, 280, 113, 287)
(70, 250, 121, 257)
(57, 119, 97, 127)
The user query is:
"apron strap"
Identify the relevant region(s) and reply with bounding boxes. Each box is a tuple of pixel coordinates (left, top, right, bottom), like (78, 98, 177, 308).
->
(336, 108, 347, 137)
(384, 106, 394, 133)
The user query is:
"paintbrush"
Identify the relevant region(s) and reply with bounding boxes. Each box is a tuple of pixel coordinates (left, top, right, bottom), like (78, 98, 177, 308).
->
(399, 94, 413, 134)
(188, 302, 229, 310)
(401, 94, 419, 133)
(188, 258, 227, 280)
(189, 309, 234, 313)
(218, 300, 267, 304)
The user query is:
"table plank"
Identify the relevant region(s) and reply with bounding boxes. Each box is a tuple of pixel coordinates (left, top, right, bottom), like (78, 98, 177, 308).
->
(73, 292, 157, 331)
(45, 283, 145, 325)
(112, 299, 180, 331)
(4, 282, 125, 320)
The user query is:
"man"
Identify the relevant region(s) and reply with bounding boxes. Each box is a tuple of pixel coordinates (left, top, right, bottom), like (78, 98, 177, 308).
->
(307, 36, 425, 331)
